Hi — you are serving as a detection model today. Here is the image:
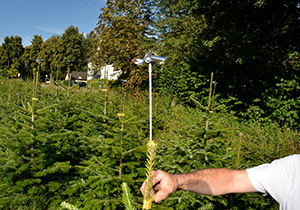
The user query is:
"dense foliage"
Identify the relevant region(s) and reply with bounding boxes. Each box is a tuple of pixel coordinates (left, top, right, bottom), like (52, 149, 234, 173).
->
(0, 26, 88, 81)
(153, 0, 300, 128)
(0, 0, 299, 129)
(91, 0, 156, 86)
(0, 1, 299, 208)
(0, 78, 298, 209)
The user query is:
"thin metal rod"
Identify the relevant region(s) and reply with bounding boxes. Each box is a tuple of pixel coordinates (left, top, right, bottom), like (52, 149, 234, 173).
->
(149, 62, 152, 142)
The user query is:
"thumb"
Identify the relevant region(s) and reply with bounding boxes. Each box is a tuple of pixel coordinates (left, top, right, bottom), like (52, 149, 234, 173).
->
(154, 190, 170, 203)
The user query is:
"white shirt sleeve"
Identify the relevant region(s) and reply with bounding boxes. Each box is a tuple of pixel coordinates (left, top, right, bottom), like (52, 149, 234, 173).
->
(246, 154, 300, 203)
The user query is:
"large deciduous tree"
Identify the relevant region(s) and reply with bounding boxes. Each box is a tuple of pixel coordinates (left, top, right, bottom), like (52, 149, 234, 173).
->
(195, 0, 300, 109)
(155, 0, 300, 110)
(37, 26, 86, 80)
(38, 35, 64, 80)
(61, 26, 85, 74)
(22, 35, 43, 78)
(92, 0, 155, 85)
(0, 36, 24, 78)
(153, 0, 209, 102)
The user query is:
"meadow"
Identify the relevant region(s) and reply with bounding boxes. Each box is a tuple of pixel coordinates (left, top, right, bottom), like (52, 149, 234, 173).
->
(0, 78, 298, 210)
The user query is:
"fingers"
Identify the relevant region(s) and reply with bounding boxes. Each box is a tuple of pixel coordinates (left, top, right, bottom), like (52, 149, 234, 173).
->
(140, 175, 153, 196)
(140, 170, 158, 191)
(153, 182, 161, 191)
(140, 181, 146, 195)
(140, 170, 176, 203)
(140, 181, 155, 197)
(153, 170, 176, 202)
(152, 170, 163, 186)
(154, 189, 170, 203)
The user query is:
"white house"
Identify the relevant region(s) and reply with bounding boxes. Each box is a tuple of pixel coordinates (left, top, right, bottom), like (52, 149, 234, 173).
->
(87, 63, 122, 81)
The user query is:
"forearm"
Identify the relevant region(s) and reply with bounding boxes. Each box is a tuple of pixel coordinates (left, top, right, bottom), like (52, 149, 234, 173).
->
(173, 168, 254, 196)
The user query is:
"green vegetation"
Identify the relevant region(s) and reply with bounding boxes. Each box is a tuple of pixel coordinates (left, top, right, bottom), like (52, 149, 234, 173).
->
(0, 26, 88, 81)
(0, 0, 299, 209)
(91, 0, 155, 86)
(1, 0, 299, 129)
(0, 78, 298, 209)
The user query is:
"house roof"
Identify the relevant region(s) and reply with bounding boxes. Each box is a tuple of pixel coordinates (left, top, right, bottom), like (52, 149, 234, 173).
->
(70, 71, 87, 80)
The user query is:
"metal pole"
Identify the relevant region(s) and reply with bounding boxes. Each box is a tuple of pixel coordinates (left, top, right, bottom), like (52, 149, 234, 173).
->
(68, 62, 70, 88)
(36, 63, 40, 85)
(149, 62, 152, 142)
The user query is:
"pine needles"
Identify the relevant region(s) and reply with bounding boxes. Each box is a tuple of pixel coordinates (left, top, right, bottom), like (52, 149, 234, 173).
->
(61, 201, 80, 210)
(122, 182, 137, 210)
(142, 140, 156, 209)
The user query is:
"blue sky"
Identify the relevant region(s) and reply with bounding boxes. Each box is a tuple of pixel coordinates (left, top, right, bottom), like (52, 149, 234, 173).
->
(0, 0, 106, 46)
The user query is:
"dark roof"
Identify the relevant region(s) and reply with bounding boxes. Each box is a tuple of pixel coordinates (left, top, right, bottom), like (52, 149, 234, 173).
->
(70, 71, 87, 80)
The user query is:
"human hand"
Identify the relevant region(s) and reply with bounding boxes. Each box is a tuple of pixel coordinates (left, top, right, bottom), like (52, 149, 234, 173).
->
(140, 170, 178, 203)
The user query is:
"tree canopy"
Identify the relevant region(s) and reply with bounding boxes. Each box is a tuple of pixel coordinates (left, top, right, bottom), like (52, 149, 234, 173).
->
(0, 36, 24, 77)
(153, 0, 300, 111)
(91, 0, 156, 86)
(0, 26, 88, 81)
(22, 35, 43, 78)
(0, 0, 299, 124)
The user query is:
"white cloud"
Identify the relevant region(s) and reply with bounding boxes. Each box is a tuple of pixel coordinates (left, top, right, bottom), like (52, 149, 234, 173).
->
(31, 25, 64, 35)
